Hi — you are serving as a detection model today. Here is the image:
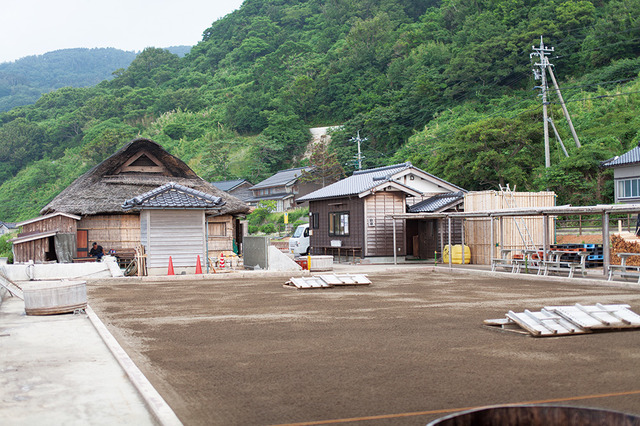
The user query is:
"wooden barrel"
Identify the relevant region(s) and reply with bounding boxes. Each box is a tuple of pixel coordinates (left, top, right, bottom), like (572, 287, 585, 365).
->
(428, 405, 640, 426)
(23, 280, 87, 315)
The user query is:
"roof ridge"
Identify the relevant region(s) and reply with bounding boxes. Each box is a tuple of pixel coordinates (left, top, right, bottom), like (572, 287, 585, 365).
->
(352, 162, 412, 175)
(122, 182, 225, 210)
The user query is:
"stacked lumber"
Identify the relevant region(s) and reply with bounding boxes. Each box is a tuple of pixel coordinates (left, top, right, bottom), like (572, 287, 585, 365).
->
(610, 234, 640, 266)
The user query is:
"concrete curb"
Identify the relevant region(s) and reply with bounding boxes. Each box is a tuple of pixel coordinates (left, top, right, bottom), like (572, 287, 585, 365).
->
(86, 305, 183, 426)
(433, 264, 640, 289)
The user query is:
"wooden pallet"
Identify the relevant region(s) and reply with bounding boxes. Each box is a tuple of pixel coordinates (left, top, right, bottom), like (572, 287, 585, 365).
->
(485, 304, 640, 337)
(284, 274, 371, 289)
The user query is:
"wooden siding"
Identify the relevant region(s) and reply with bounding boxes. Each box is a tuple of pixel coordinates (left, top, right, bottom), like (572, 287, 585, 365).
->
(364, 192, 406, 257)
(207, 214, 235, 256)
(309, 197, 364, 254)
(147, 210, 205, 268)
(14, 237, 52, 263)
(14, 214, 79, 263)
(22, 215, 77, 234)
(464, 191, 556, 265)
(77, 214, 140, 250)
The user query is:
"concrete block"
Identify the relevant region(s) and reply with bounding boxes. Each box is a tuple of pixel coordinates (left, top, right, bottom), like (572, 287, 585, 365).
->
(268, 246, 302, 272)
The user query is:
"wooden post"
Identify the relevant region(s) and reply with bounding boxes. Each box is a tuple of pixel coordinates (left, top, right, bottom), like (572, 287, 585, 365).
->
(461, 219, 466, 264)
(439, 218, 444, 264)
(543, 215, 549, 261)
(579, 215, 582, 236)
(603, 212, 610, 276)
(490, 216, 495, 262)
(393, 219, 397, 265)
(499, 217, 504, 251)
(448, 216, 452, 270)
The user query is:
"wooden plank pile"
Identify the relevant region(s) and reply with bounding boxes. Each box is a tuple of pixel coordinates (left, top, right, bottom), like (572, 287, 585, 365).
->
(0, 269, 23, 299)
(284, 274, 371, 289)
(484, 303, 640, 337)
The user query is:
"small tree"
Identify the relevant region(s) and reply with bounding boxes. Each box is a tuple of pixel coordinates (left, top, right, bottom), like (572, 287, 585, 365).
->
(302, 138, 344, 187)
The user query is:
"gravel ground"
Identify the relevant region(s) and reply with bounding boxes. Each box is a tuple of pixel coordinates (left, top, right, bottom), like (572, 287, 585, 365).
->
(87, 268, 640, 426)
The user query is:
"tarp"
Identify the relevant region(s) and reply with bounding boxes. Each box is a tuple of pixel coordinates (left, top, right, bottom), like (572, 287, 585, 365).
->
(54, 233, 76, 263)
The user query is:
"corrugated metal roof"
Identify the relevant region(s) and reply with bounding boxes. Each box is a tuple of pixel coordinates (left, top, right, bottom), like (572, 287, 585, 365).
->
(601, 145, 640, 168)
(298, 162, 464, 202)
(408, 192, 464, 213)
(122, 182, 225, 210)
(297, 163, 413, 202)
(250, 167, 312, 189)
(211, 179, 250, 192)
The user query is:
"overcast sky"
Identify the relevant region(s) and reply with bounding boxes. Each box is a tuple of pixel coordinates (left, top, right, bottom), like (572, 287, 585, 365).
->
(0, 0, 245, 63)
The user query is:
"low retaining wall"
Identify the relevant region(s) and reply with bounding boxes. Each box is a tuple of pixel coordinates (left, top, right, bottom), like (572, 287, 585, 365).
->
(3, 261, 116, 282)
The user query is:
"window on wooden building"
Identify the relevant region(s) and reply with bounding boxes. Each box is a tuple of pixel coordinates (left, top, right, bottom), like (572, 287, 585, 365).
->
(208, 222, 226, 237)
(329, 212, 349, 236)
(311, 212, 319, 229)
(618, 178, 640, 199)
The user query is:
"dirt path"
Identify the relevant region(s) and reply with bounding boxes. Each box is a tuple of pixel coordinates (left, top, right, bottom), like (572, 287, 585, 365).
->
(88, 270, 640, 425)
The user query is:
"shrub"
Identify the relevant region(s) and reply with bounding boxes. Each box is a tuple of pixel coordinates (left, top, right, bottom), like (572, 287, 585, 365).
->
(248, 224, 259, 234)
(260, 223, 276, 234)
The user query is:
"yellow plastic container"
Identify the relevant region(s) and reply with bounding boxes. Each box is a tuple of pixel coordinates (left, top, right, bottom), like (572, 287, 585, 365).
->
(443, 244, 471, 264)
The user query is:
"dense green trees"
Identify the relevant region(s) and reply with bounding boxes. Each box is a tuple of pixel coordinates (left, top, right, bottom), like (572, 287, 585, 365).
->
(1, 0, 640, 221)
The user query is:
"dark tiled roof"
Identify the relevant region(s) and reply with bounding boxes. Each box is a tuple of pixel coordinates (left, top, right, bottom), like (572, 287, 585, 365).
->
(211, 179, 250, 192)
(408, 192, 465, 213)
(602, 145, 640, 168)
(250, 167, 312, 190)
(0, 221, 16, 229)
(122, 182, 225, 210)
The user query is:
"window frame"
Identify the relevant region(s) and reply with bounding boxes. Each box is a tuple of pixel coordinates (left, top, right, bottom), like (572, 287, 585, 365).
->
(328, 211, 350, 236)
(617, 177, 640, 199)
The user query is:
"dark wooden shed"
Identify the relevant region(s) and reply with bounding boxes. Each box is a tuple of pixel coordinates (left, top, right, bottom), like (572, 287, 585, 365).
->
(12, 212, 80, 263)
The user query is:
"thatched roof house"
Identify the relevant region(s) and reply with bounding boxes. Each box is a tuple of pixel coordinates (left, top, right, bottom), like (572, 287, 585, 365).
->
(42, 138, 249, 217)
(14, 138, 249, 272)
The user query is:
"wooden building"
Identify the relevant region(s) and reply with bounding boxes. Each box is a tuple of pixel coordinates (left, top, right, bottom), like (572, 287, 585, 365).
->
(601, 142, 640, 204)
(246, 167, 327, 211)
(13, 138, 250, 271)
(463, 190, 556, 264)
(297, 162, 465, 259)
(211, 179, 253, 202)
(11, 213, 80, 263)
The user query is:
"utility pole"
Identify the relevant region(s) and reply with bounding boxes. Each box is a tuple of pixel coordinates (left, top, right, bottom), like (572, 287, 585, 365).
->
(548, 66, 581, 148)
(349, 131, 367, 170)
(531, 36, 554, 169)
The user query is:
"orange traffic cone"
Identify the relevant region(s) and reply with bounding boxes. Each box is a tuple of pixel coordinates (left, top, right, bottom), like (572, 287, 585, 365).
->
(195, 255, 202, 274)
(167, 256, 175, 275)
(219, 252, 225, 268)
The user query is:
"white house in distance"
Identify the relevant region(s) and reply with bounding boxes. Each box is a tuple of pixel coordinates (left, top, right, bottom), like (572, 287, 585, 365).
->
(602, 142, 640, 203)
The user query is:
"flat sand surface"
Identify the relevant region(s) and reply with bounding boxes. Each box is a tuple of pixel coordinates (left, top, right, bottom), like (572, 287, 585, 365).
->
(87, 269, 640, 425)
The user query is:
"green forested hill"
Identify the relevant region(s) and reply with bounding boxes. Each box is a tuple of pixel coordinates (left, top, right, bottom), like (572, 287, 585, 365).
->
(1, 0, 640, 222)
(0, 48, 137, 112)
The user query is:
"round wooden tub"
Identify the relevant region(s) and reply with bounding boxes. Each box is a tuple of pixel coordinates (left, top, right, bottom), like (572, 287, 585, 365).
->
(23, 280, 87, 315)
(427, 405, 640, 426)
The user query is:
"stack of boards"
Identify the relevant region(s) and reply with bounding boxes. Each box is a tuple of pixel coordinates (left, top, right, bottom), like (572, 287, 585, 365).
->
(485, 303, 640, 337)
(285, 274, 371, 289)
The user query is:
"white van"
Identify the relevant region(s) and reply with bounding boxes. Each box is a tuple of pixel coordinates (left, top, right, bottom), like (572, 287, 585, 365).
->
(289, 223, 310, 256)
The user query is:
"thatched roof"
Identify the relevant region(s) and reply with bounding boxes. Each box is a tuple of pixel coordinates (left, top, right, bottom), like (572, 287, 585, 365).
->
(41, 138, 250, 217)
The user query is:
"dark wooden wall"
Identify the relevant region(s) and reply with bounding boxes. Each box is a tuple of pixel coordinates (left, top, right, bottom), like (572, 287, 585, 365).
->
(309, 197, 364, 253)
